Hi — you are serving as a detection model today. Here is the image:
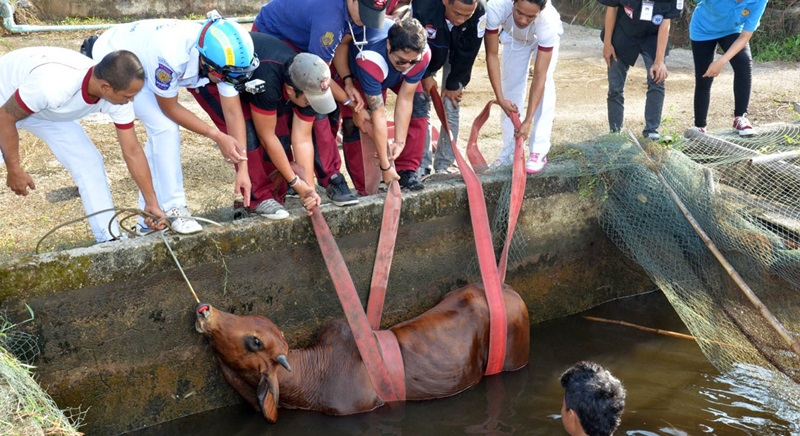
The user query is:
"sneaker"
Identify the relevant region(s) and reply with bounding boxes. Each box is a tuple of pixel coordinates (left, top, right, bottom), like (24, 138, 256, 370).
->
(692, 126, 707, 134)
(253, 199, 289, 220)
(399, 170, 424, 191)
(131, 223, 152, 236)
(325, 173, 359, 206)
(285, 186, 299, 198)
(733, 114, 756, 136)
(525, 153, 548, 174)
(490, 158, 511, 169)
(166, 206, 203, 234)
(646, 132, 660, 141)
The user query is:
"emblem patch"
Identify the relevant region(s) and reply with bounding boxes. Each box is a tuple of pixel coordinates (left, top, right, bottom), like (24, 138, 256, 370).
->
(742, 8, 750, 16)
(425, 24, 437, 39)
(652, 14, 663, 25)
(624, 6, 634, 19)
(155, 63, 174, 91)
(321, 31, 335, 47)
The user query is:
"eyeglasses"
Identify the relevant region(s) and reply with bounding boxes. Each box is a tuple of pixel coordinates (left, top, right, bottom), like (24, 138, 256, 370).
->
(392, 53, 422, 66)
(202, 55, 260, 90)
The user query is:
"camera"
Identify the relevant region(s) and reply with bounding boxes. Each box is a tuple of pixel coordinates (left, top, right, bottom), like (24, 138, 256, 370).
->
(244, 79, 266, 94)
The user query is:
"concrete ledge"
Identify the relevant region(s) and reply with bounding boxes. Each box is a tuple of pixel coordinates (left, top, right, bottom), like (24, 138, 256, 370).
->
(0, 172, 653, 434)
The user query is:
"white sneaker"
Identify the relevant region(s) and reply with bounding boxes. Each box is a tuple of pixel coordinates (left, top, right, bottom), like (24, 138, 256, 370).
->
(733, 114, 756, 136)
(166, 206, 203, 234)
(525, 153, 548, 174)
(692, 126, 707, 134)
(646, 132, 661, 141)
(253, 199, 289, 220)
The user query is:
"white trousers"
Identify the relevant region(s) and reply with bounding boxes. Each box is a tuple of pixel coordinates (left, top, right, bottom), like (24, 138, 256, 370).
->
(17, 117, 120, 242)
(133, 87, 187, 215)
(497, 32, 560, 163)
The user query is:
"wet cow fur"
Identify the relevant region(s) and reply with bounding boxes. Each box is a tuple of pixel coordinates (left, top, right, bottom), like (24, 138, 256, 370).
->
(195, 283, 530, 422)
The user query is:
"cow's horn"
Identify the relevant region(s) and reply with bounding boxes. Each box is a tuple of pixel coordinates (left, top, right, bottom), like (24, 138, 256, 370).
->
(276, 354, 291, 372)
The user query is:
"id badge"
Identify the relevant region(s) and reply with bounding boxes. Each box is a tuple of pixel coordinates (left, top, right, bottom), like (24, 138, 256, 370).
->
(676, 0, 684, 10)
(640, 1, 654, 21)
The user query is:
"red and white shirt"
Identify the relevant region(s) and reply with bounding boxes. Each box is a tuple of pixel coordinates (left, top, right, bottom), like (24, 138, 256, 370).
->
(0, 47, 135, 129)
(485, 0, 563, 49)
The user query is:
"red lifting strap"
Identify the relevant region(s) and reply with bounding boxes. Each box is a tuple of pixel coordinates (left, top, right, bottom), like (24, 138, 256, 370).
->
(367, 181, 403, 330)
(310, 207, 403, 401)
(430, 89, 507, 375)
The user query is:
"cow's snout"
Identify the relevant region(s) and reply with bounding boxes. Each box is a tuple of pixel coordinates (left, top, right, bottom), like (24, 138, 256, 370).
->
(195, 303, 212, 334)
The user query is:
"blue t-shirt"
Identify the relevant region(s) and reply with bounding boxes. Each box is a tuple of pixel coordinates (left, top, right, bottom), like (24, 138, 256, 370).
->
(350, 24, 431, 96)
(689, 0, 768, 41)
(254, 0, 359, 63)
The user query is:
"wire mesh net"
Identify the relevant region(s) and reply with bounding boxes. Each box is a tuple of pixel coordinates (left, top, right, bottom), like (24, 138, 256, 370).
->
(0, 313, 84, 435)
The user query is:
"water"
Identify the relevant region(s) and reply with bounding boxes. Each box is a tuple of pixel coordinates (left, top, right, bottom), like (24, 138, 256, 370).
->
(129, 291, 800, 435)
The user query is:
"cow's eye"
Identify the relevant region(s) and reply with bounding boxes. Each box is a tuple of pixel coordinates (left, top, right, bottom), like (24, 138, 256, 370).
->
(245, 336, 263, 352)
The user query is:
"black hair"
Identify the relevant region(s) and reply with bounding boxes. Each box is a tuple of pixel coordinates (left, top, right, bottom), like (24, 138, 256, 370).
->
(93, 50, 144, 92)
(514, 0, 548, 9)
(560, 361, 626, 436)
(387, 17, 427, 54)
(448, 0, 478, 4)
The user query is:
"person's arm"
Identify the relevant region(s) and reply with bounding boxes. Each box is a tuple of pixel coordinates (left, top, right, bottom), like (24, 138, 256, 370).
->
(115, 127, 166, 229)
(219, 94, 252, 207)
(251, 108, 311, 194)
(155, 94, 247, 163)
(365, 93, 399, 184)
(0, 95, 36, 195)
(650, 18, 671, 84)
(603, 6, 618, 68)
(484, 31, 517, 117)
(516, 48, 554, 139)
(289, 112, 322, 212)
(391, 80, 416, 161)
(703, 30, 753, 78)
(333, 35, 365, 112)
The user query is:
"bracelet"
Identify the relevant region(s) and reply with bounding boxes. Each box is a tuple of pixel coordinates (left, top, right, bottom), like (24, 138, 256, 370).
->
(343, 98, 352, 107)
(342, 74, 355, 83)
(288, 175, 299, 187)
(394, 140, 406, 146)
(380, 164, 391, 171)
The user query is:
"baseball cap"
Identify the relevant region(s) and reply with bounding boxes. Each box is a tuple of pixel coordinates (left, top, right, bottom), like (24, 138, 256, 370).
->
(358, 0, 388, 29)
(288, 53, 336, 114)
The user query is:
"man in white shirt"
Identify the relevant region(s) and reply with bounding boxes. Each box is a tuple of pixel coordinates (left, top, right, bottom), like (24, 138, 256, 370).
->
(485, 0, 562, 174)
(0, 47, 165, 243)
(91, 13, 258, 234)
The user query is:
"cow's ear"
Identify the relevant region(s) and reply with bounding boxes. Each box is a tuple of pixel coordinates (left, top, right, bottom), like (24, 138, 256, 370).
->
(257, 373, 280, 423)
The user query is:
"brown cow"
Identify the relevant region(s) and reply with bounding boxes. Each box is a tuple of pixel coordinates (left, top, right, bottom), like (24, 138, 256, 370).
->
(194, 283, 530, 423)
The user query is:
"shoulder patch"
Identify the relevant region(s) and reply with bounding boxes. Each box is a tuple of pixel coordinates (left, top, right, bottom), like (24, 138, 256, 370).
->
(155, 62, 174, 91)
(425, 24, 437, 39)
(652, 14, 663, 25)
(477, 13, 487, 39)
(356, 50, 389, 84)
(321, 31, 335, 48)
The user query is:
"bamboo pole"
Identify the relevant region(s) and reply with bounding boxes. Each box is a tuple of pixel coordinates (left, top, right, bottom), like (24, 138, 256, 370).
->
(629, 130, 800, 358)
(582, 316, 739, 348)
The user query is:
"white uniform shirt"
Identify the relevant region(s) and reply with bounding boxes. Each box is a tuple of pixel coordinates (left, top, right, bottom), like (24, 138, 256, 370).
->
(0, 47, 135, 127)
(92, 19, 238, 98)
(485, 0, 563, 48)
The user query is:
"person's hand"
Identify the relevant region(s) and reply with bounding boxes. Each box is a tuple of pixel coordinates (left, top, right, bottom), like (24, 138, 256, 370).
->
(603, 43, 617, 68)
(649, 61, 668, 84)
(515, 118, 533, 140)
(6, 167, 35, 196)
(235, 170, 252, 208)
(354, 109, 371, 132)
(344, 82, 365, 113)
(382, 166, 400, 185)
(389, 140, 406, 161)
(703, 60, 724, 78)
(422, 76, 437, 95)
(442, 88, 463, 107)
(217, 133, 247, 164)
(143, 203, 167, 230)
(498, 99, 518, 119)
(295, 179, 321, 215)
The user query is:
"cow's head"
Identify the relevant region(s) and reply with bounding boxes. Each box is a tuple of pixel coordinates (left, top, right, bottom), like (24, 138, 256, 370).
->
(195, 303, 291, 423)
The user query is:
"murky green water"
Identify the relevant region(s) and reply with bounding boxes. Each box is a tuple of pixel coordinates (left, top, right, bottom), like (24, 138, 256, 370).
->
(128, 291, 800, 435)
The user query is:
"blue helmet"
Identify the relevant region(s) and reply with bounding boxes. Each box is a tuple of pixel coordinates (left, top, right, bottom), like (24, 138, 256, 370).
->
(196, 12, 258, 89)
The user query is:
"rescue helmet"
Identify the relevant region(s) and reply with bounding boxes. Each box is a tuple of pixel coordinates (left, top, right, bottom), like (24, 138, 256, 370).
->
(196, 11, 259, 89)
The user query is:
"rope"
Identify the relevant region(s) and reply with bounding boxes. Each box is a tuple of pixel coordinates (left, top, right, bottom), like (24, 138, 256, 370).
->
(159, 231, 200, 304)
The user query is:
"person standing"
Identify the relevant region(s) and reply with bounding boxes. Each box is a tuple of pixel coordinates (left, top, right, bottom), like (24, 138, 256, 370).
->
(337, 18, 431, 193)
(253, 0, 388, 206)
(690, 0, 767, 136)
(90, 12, 258, 234)
(0, 47, 165, 242)
(414, 0, 487, 177)
(485, 0, 562, 174)
(600, 0, 681, 140)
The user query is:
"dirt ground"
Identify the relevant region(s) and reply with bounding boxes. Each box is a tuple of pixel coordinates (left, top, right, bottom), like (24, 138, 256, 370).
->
(0, 23, 798, 260)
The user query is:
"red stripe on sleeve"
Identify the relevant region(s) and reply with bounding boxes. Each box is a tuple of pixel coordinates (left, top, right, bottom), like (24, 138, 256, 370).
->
(538, 45, 554, 52)
(486, 28, 500, 34)
(13, 90, 34, 114)
(114, 122, 135, 130)
(250, 104, 277, 116)
(293, 107, 315, 123)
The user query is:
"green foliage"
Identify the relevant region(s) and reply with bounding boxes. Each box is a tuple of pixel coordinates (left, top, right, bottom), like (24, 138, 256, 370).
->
(752, 31, 800, 62)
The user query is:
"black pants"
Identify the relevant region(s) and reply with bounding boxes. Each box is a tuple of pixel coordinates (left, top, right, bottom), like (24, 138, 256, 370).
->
(691, 33, 753, 128)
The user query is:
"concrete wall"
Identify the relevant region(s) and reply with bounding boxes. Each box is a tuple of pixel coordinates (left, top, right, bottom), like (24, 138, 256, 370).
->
(28, 0, 265, 20)
(0, 173, 653, 434)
